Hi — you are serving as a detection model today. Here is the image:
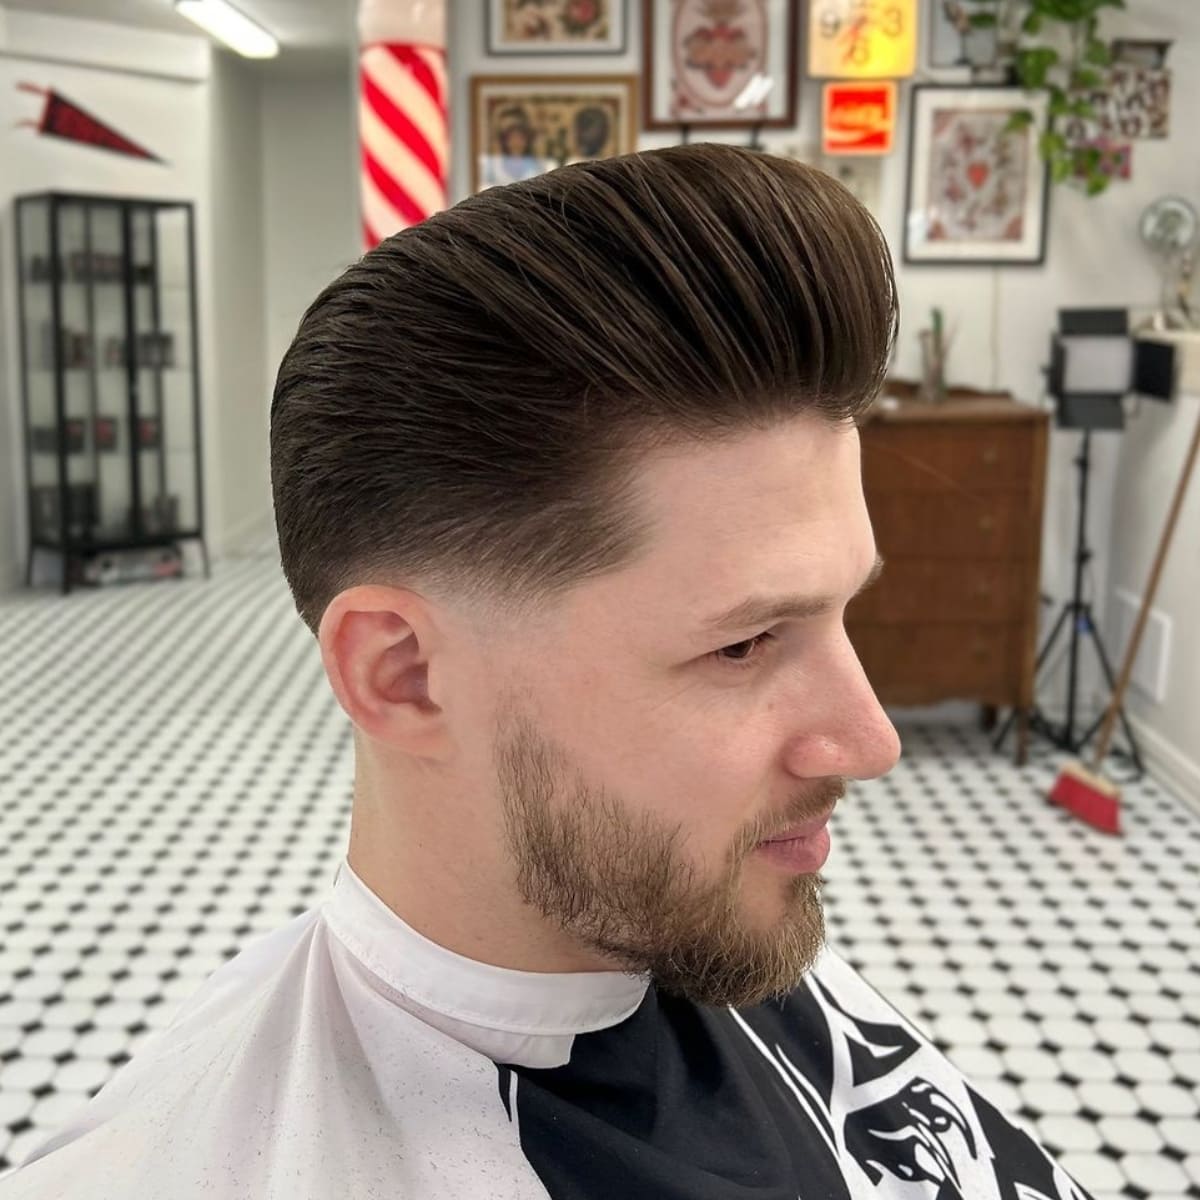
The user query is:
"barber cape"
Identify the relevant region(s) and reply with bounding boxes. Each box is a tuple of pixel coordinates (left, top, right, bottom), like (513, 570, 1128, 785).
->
(1, 859, 1094, 1200)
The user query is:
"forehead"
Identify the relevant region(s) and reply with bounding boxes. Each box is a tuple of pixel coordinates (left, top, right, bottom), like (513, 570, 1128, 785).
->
(559, 416, 874, 640)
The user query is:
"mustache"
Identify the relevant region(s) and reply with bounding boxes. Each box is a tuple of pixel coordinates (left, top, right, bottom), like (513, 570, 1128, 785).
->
(755, 778, 847, 845)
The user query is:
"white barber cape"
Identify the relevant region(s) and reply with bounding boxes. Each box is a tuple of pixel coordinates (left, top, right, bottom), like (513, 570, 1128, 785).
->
(1, 859, 1095, 1200)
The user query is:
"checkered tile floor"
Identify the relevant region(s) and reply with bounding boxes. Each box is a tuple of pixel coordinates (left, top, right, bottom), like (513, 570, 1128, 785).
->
(0, 554, 1197, 1198)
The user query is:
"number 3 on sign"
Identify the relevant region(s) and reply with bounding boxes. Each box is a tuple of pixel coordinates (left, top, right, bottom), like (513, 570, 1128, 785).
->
(808, 0, 916, 79)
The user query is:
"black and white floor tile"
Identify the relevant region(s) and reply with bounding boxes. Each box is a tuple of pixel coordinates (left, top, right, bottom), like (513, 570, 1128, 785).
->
(1, 554, 1197, 1198)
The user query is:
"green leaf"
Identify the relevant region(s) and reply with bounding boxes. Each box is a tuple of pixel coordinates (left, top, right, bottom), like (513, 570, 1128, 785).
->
(1071, 68, 1103, 89)
(1051, 156, 1073, 183)
(1005, 109, 1036, 132)
(1086, 173, 1109, 195)
(1040, 130, 1067, 157)
(1016, 46, 1058, 89)
(1022, 11, 1043, 33)
(969, 11, 997, 26)
(1084, 39, 1111, 65)
(1071, 98, 1097, 119)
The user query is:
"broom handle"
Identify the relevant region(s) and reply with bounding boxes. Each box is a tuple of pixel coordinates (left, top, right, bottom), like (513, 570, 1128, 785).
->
(1091, 396, 1200, 771)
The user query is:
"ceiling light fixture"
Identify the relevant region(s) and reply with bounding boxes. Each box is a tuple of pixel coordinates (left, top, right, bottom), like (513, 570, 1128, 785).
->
(174, 0, 279, 59)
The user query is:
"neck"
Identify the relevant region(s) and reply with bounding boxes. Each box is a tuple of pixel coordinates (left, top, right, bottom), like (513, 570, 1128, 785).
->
(347, 763, 615, 977)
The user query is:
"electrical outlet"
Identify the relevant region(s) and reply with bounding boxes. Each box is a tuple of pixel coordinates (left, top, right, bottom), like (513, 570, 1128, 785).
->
(1112, 588, 1172, 704)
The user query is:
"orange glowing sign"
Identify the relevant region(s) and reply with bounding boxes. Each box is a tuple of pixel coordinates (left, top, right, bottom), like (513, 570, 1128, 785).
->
(822, 81, 896, 155)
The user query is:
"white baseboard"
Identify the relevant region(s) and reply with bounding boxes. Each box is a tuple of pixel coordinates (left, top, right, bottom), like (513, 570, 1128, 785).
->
(1122, 712, 1200, 815)
(0, 555, 19, 595)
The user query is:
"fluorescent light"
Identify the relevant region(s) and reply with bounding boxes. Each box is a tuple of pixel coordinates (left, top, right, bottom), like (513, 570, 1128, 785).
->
(175, 0, 279, 58)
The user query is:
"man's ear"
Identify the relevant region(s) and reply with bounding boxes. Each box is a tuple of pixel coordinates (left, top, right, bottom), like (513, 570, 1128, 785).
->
(319, 586, 454, 762)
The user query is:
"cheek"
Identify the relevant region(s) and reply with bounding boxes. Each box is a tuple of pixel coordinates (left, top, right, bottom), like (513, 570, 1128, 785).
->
(528, 650, 779, 849)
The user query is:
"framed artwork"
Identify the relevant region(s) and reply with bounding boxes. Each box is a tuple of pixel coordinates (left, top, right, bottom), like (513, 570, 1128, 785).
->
(926, 1, 1000, 72)
(486, 0, 627, 54)
(775, 143, 883, 219)
(807, 0, 917, 79)
(903, 85, 1050, 266)
(1063, 66, 1172, 142)
(1111, 39, 1171, 69)
(642, 0, 798, 131)
(470, 75, 638, 193)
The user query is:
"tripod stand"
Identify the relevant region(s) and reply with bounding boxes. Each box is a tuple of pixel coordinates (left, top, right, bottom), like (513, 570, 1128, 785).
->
(993, 428, 1145, 778)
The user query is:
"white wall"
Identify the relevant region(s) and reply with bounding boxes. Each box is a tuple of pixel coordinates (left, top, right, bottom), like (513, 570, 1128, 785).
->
(206, 48, 269, 554)
(260, 68, 360, 406)
(446, 0, 1200, 798)
(1104, 385, 1200, 803)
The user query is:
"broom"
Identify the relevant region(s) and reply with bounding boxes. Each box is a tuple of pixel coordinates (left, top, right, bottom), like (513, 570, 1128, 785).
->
(1049, 391, 1200, 834)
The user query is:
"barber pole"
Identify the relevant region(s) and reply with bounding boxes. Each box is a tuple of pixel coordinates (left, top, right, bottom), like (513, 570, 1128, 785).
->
(357, 0, 448, 250)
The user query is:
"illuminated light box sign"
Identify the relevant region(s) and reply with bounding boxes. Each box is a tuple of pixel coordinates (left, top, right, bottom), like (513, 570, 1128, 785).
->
(822, 81, 896, 154)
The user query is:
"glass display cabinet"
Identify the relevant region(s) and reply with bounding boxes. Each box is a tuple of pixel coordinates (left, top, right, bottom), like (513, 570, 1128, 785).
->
(14, 192, 209, 594)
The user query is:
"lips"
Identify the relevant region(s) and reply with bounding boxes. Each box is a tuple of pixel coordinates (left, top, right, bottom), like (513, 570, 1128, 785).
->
(762, 806, 836, 843)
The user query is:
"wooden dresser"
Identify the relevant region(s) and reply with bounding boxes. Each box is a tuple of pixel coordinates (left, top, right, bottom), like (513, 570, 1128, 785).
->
(846, 394, 1049, 764)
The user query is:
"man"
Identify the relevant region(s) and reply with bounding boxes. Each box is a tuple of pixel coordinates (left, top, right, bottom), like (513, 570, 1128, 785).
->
(3, 144, 1094, 1199)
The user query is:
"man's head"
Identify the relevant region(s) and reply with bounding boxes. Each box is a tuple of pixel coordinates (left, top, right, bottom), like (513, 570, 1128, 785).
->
(271, 144, 901, 1009)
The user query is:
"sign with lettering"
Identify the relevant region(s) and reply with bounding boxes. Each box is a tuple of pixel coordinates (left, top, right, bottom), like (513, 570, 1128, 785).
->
(822, 81, 896, 154)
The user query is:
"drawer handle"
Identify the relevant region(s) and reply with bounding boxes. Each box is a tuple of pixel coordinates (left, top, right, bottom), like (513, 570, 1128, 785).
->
(972, 643, 989, 660)
(974, 581, 992, 597)
(979, 515, 995, 532)
(982, 446, 1000, 465)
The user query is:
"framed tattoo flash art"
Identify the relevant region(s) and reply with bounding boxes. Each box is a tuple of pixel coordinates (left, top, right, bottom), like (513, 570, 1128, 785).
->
(642, 0, 799, 131)
(471, 75, 638, 193)
(925, 0, 999, 72)
(486, 0, 627, 55)
(903, 85, 1050, 266)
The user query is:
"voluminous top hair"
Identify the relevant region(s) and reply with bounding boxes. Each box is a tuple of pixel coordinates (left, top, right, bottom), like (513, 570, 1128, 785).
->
(270, 143, 898, 635)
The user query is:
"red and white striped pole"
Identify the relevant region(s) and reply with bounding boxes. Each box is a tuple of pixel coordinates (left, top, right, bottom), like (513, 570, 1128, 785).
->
(356, 0, 448, 251)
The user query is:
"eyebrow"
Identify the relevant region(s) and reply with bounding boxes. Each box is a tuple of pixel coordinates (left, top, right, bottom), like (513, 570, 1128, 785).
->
(698, 553, 886, 635)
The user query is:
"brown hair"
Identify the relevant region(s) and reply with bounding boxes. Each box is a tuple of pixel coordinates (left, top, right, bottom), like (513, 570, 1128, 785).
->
(270, 143, 898, 635)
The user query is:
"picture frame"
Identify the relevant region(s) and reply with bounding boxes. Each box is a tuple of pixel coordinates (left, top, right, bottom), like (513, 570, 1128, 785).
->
(642, 0, 798, 131)
(926, 1, 1000, 72)
(486, 0, 627, 55)
(903, 84, 1050, 266)
(775, 143, 883, 221)
(470, 74, 639, 194)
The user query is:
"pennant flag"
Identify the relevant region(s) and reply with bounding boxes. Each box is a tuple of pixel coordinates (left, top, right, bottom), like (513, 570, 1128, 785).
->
(16, 82, 164, 163)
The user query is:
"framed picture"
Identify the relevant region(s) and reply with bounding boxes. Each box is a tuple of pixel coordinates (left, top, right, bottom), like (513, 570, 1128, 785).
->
(486, 0, 627, 54)
(470, 75, 638, 193)
(903, 85, 1050, 266)
(775, 143, 883, 219)
(642, 0, 798, 131)
(926, 1, 1000, 71)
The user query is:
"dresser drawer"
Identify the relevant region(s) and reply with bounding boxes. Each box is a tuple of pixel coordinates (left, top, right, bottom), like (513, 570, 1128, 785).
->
(866, 492, 1032, 559)
(850, 622, 1020, 699)
(847, 559, 1029, 624)
(861, 422, 1035, 493)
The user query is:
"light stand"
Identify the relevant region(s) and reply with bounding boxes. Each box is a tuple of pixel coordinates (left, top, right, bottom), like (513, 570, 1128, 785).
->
(993, 309, 1145, 776)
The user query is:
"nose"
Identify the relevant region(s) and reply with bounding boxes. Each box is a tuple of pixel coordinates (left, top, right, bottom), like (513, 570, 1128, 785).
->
(783, 630, 902, 782)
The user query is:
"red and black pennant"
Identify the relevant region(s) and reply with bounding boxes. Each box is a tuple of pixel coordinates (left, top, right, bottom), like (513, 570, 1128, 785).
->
(16, 82, 164, 163)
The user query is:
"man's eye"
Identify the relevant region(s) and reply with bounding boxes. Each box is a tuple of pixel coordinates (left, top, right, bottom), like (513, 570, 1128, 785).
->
(711, 632, 776, 670)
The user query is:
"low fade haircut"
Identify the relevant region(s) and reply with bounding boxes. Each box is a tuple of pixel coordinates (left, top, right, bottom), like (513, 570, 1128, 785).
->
(270, 143, 899, 635)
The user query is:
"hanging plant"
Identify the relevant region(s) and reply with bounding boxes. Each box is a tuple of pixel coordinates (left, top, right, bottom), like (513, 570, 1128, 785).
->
(968, 0, 1127, 195)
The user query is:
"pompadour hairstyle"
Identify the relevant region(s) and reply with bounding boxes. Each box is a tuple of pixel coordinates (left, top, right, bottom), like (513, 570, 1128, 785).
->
(270, 143, 898, 635)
